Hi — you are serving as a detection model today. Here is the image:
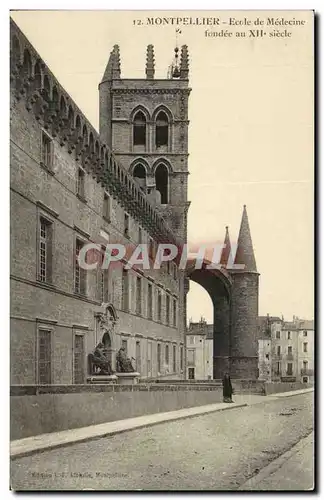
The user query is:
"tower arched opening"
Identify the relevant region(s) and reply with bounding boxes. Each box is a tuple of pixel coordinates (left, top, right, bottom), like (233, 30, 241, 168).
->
(155, 163, 169, 204)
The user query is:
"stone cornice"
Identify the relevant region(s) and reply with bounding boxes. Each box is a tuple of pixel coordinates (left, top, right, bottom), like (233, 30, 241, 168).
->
(112, 88, 191, 96)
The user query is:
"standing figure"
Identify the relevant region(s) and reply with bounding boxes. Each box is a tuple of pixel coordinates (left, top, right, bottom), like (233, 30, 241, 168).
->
(222, 372, 234, 403)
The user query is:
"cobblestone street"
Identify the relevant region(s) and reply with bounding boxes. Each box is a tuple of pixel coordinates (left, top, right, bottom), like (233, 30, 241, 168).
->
(11, 392, 313, 491)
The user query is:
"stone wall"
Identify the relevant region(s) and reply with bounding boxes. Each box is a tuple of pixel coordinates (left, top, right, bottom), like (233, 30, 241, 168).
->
(11, 384, 223, 440)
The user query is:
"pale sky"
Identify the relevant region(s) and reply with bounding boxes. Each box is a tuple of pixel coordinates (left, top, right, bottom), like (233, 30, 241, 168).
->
(11, 10, 314, 323)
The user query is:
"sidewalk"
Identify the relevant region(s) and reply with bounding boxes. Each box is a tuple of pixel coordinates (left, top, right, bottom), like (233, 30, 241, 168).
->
(239, 431, 314, 491)
(10, 387, 314, 459)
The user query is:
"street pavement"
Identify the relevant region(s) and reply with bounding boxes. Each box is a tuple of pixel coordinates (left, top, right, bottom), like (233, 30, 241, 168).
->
(10, 391, 314, 491)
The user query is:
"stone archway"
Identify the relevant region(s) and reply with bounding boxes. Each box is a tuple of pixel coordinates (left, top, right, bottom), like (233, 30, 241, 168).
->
(95, 303, 119, 370)
(186, 260, 232, 379)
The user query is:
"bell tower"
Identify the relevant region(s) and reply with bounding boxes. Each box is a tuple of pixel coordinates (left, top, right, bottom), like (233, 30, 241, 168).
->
(99, 44, 191, 242)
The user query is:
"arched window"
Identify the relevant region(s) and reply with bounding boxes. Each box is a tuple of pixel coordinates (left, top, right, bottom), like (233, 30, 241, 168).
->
(133, 163, 146, 191)
(133, 111, 146, 146)
(156, 111, 169, 148)
(155, 164, 168, 204)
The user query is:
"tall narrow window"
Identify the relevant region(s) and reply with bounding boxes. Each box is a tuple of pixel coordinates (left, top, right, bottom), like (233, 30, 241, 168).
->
(157, 344, 161, 373)
(124, 213, 129, 237)
(136, 341, 141, 373)
(303, 342, 308, 353)
(103, 193, 111, 221)
(155, 111, 169, 148)
(133, 164, 147, 191)
(75, 239, 87, 295)
(277, 345, 281, 356)
(180, 346, 184, 371)
(165, 344, 169, 366)
(276, 361, 280, 375)
(136, 276, 142, 315)
(41, 131, 53, 169)
(287, 331, 291, 340)
(173, 298, 177, 327)
(122, 268, 129, 311)
(38, 329, 51, 384)
(147, 341, 152, 377)
(173, 345, 176, 372)
(288, 346, 292, 355)
(287, 363, 293, 375)
(276, 331, 280, 339)
(166, 294, 170, 325)
(148, 283, 153, 319)
(303, 360, 308, 371)
(133, 111, 146, 146)
(155, 164, 168, 204)
(74, 334, 85, 384)
(157, 290, 162, 322)
(38, 217, 53, 283)
(77, 167, 85, 199)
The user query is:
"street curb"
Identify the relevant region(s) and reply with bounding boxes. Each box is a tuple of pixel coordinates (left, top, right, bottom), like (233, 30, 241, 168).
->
(11, 402, 248, 460)
(237, 431, 314, 490)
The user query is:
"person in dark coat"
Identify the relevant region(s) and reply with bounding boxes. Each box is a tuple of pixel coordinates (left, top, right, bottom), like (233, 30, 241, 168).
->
(222, 372, 234, 403)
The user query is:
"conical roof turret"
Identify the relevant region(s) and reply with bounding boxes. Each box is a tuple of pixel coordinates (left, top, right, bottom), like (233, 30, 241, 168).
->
(234, 205, 257, 272)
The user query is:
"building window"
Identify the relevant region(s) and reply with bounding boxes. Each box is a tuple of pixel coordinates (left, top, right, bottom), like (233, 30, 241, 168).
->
(275, 361, 281, 375)
(165, 344, 169, 365)
(287, 331, 291, 340)
(157, 290, 162, 322)
(148, 283, 153, 319)
(75, 239, 87, 295)
(133, 110, 146, 146)
(122, 268, 129, 311)
(74, 334, 85, 384)
(303, 331, 308, 337)
(173, 263, 178, 281)
(180, 346, 184, 371)
(38, 329, 52, 384)
(103, 193, 111, 221)
(287, 363, 293, 376)
(265, 353, 270, 360)
(166, 294, 170, 325)
(276, 331, 280, 339)
(155, 111, 169, 148)
(136, 341, 141, 373)
(155, 164, 168, 204)
(121, 339, 128, 355)
(288, 346, 292, 355)
(277, 345, 281, 356)
(38, 216, 53, 283)
(187, 349, 195, 366)
(157, 343, 161, 373)
(173, 299, 177, 327)
(136, 276, 142, 315)
(77, 167, 85, 199)
(173, 345, 176, 372)
(124, 213, 129, 237)
(147, 341, 152, 377)
(188, 367, 195, 380)
(303, 342, 308, 353)
(303, 360, 308, 371)
(41, 131, 53, 169)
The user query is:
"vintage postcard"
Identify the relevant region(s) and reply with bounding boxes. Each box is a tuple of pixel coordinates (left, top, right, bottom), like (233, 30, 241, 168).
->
(10, 10, 314, 491)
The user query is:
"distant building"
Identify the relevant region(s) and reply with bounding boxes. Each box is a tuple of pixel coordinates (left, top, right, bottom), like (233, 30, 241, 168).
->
(186, 318, 213, 380)
(258, 315, 314, 383)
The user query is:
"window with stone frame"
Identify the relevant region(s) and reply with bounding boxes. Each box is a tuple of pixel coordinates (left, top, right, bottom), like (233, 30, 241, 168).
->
(288, 346, 292, 355)
(173, 298, 177, 327)
(157, 289, 162, 322)
(277, 345, 281, 356)
(166, 294, 170, 325)
(136, 341, 141, 373)
(77, 167, 85, 199)
(155, 111, 169, 148)
(180, 346, 184, 371)
(165, 344, 169, 366)
(157, 343, 161, 373)
(41, 130, 53, 170)
(136, 276, 142, 315)
(287, 362, 293, 375)
(303, 342, 308, 353)
(287, 331, 291, 340)
(75, 238, 87, 295)
(133, 110, 146, 146)
(38, 329, 52, 384)
(73, 334, 85, 384)
(38, 216, 53, 283)
(173, 345, 176, 372)
(121, 268, 129, 311)
(276, 331, 280, 339)
(147, 283, 153, 319)
(103, 192, 111, 221)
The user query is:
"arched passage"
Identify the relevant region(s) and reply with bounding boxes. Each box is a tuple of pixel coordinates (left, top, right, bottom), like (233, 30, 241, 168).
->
(186, 260, 232, 379)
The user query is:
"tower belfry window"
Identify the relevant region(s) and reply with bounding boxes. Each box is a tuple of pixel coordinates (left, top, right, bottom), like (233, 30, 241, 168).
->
(155, 111, 169, 148)
(133, 111, 146, 146)
(133, 163, 147, 191)
(155, 164, 169, 204)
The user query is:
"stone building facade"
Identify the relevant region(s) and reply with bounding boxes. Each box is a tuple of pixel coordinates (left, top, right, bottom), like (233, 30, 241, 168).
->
(10, 20, 188, 385)
(10, 17, 262, 385)
(186, 319, 213, 380)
